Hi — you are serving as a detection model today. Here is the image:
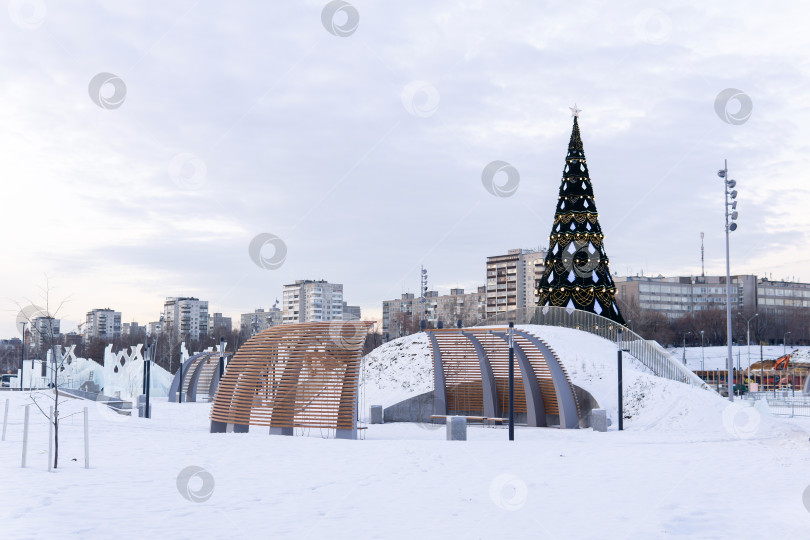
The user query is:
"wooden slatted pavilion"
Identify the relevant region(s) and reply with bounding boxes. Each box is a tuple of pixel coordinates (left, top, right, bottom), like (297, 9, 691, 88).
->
(427, 327, 581, 429)
(210, 320, 373, 439)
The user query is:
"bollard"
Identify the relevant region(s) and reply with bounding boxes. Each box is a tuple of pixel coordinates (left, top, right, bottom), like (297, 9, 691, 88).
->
(370, 405, 383, 424)
(21, 405, 30, 467)
(137, 395, 151, 418)
(446, 416, 467, 441)
(48, 406, 54, 472)
(83, 407, 90, 469)
(591, 409, 608, 432)
(2, 398, 8, 441)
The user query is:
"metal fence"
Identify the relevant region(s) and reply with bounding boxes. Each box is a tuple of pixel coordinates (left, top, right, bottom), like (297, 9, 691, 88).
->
(475, 307, 708, 389)
(744, 391, 810, 417)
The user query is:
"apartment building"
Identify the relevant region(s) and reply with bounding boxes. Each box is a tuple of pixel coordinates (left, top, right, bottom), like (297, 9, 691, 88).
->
(208, 313, 233, 334)
(382, 287, 485, 338)
(485, 248, 547, 319)
(84, 308, 122, 342)
(342, 302, 362, 321)
(240, 307, 283, 335)
(163, 297, 209, 341)
(282, 280, 343, 324)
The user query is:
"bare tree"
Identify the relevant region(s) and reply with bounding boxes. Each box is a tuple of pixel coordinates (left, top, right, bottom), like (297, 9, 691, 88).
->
(15, 279, 77, 469)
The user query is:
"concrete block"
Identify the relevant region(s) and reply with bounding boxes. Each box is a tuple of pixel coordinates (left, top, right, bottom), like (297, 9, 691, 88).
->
(591, 409, 607, 432)
(137, 395, 151, 418)
(370, 405, 383, 424)
(446, 416, 467, 441)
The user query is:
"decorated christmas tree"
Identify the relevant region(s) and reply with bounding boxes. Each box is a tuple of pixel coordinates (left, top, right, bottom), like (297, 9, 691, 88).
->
(536, 106, 625, 325)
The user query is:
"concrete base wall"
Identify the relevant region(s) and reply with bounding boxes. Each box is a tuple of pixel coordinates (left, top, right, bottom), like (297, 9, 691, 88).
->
(383, 391, 435, 423)
(574, 384, 600, 428)
(383, 386, 601, 429)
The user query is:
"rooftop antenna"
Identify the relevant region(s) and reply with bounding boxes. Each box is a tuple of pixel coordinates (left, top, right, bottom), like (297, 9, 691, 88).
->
(700, 232, 705, 277)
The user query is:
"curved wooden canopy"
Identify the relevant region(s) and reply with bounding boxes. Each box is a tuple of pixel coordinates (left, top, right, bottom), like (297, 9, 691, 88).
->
(210, 321, 372, 438)
(427, 327, 580, 428)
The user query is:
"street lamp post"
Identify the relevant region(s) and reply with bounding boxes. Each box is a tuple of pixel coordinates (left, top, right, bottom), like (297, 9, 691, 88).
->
(508, 322, 514, 441)
(746, 313, 758, 386)
(700, 330, 705, 372)
(718, 161, 738, 402)
(682, 331, 692, 365)
(618, 328, 624, 431)
(20, 322, 26, 391)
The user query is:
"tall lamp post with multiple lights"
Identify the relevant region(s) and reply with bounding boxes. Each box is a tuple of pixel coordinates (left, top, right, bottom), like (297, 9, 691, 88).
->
(718, 161, 738, 401)
(745, 313, 758, 384)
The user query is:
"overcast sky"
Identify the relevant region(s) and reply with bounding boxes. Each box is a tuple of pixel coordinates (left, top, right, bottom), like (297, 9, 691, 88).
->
(2, 1, 809, 337)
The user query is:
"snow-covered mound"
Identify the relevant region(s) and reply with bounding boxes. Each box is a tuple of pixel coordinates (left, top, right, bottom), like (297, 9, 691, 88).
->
(360, 325, 801, 438)
(359, 333, 432, 417)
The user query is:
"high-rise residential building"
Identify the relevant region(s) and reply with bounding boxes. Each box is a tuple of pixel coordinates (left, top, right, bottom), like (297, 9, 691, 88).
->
(208, 313, 233, 334)
(342, 302, 362, 321)
(485, 248, 547, 319)
(240, 307, 283, 336)
(84, 308, 122, 343)
(163, 297, 209, 341)
(282, 280, 343, 324)
(31, 316, 60, 351)
(381, 287, 485, 338)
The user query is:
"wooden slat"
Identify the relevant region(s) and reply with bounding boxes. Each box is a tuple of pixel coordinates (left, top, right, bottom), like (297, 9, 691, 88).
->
(210, 321, 372, 430)
(426, 328, 580, 422)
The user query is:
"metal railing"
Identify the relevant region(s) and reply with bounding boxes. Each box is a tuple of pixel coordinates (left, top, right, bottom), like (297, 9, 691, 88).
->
(475, 307, 708, 389)
(744, 391, 810, 417)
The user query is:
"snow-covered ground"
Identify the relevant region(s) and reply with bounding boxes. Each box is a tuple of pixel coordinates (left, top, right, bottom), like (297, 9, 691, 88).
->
(1, 327, 809, 538)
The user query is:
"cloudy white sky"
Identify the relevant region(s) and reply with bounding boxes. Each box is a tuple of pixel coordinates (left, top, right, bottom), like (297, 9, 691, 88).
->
(2, 1, 809, 337)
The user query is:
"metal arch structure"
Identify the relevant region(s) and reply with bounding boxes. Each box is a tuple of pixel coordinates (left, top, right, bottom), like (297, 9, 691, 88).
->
(210, 321, 373, 439)
(168, 352, 224, 403)
(426, 327, 581, 429)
